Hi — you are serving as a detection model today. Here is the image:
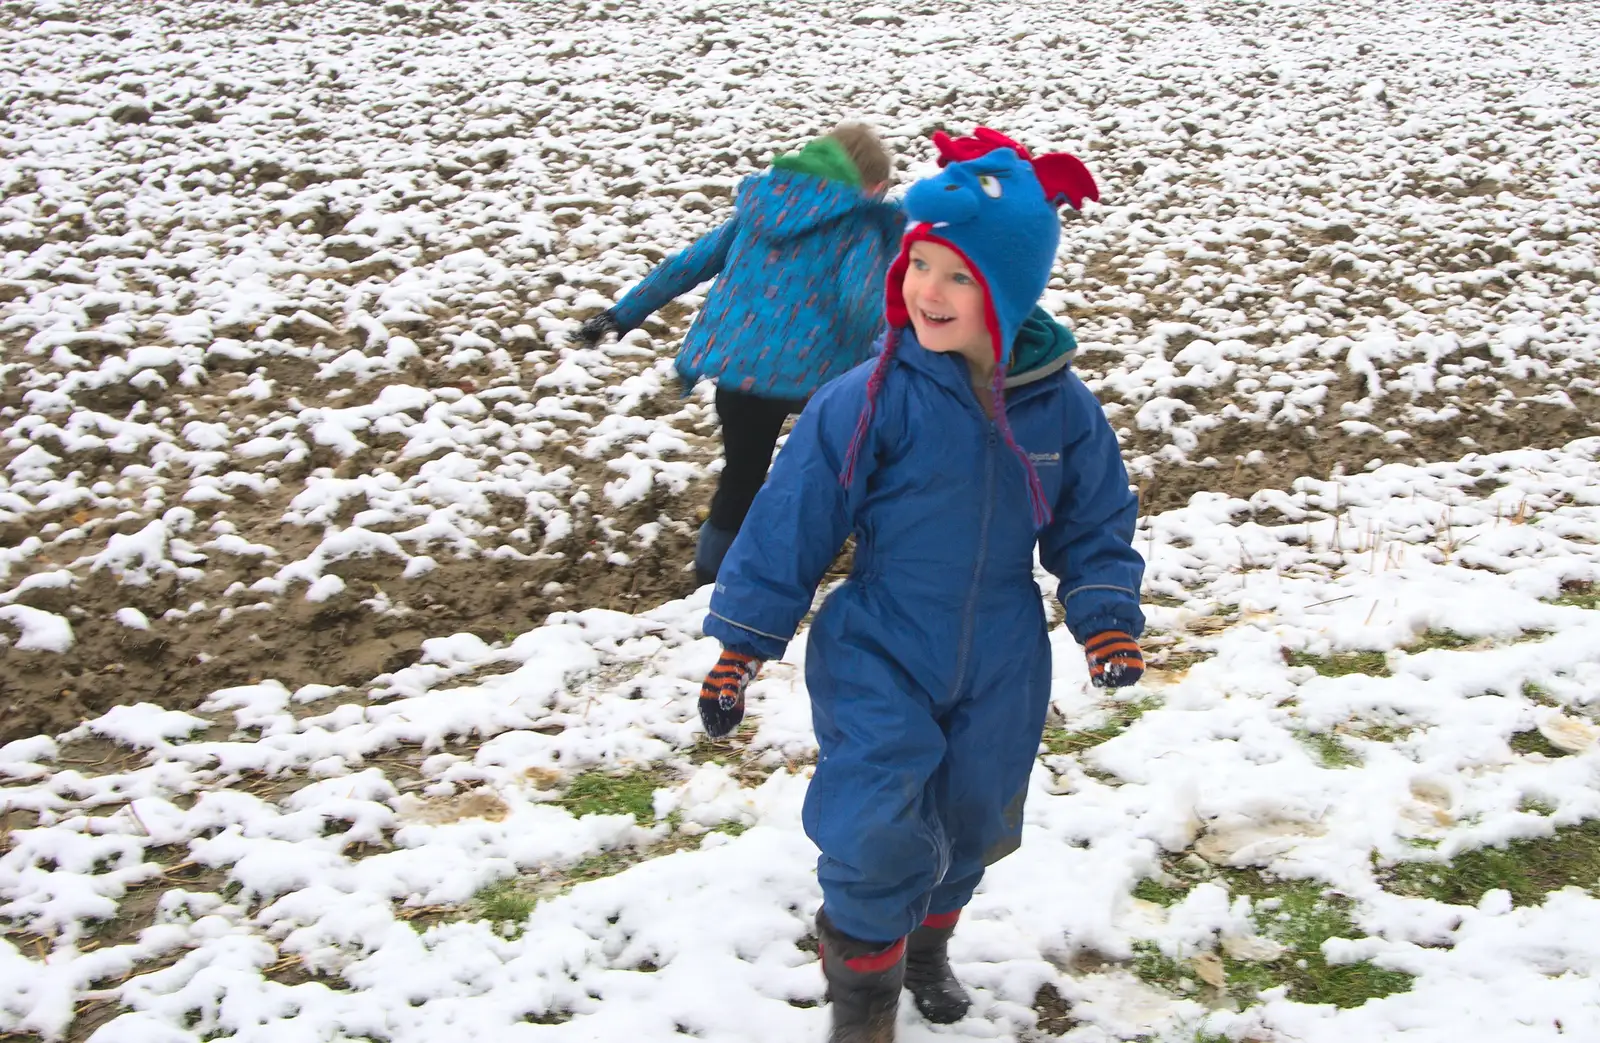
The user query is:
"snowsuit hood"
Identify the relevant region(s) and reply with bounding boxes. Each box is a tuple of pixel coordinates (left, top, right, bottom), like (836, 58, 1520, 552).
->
(1006, 306, 1077, 389)
(735, 166, 882, 242)
(771, 135, 862, 189)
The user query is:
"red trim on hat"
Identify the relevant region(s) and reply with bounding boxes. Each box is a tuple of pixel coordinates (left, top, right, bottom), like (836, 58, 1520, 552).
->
(882, 222, 928, 331)
(885, 227, 1006, 366)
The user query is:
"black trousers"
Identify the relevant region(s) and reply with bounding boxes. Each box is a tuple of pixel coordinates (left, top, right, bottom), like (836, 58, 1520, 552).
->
(708, 386, 806, 532)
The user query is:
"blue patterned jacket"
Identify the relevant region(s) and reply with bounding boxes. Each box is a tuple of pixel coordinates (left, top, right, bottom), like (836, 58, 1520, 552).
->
(609, 170, 903, 400)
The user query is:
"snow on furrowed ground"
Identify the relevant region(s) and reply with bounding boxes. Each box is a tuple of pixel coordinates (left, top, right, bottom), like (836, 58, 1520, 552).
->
(2, 0, 1599, 1039)
(5, 445, 1600, 1042)
(2, 0, 1597, 738)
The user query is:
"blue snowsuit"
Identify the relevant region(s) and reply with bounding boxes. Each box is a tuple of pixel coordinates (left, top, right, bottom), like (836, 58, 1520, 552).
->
(609, 169, 903, 400)
(704, 317, 1146, 943)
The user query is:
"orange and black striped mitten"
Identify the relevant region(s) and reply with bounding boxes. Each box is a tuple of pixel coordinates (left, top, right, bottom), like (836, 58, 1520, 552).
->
(1085, 631, 1144, 688)
(700, 649, 762, 737)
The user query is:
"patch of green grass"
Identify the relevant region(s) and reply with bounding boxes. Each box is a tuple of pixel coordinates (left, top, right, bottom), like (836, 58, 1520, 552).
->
(1221, 877, 1414, 1008)
(1042, 695, 1162, 755)
(1131, 941, 1191, 991)
(1519, 797, 1558, 816)
(1272, 944, 1414, 1008)
(1285, 649, 1391, 678)
(1549, 583, 1600, 611)
(1133, 877, 1190, 907)
(473, 878, 536, 927)
(453, 817, 759, 932)
(564, 850, 641, 886)
(1297, 730, 1362, 768)
(1510, 729, 1569, 758)
(555, 768, 672, 821)
(1217, 957, 1280, 998)
(1382, 820, 1600, 907)
(1405, 629, 1478, 652)
(1522, 681, 1559, 706)
(1147, 874, 1412, 1008)
(548, 817, 750, 889)
(1129, 866, 1413, 1009)
(1347, 720, 1415, 743)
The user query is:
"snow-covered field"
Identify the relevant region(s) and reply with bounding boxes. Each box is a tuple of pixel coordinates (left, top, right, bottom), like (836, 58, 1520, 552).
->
(3, 0, 1599, 1039)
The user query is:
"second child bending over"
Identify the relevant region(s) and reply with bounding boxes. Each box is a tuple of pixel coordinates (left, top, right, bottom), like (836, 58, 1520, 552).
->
(575, 123, 902, 586)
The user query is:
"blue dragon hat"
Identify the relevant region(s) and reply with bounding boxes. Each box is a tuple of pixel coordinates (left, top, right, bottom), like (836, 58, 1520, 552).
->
(841, 129, 1098, 529)
(883, 127, 1098, 368)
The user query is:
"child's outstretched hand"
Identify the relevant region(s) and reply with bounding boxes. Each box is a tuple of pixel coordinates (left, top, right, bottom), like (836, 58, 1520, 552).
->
(1085, 631, 1144, 688)
(572, 311, 620, 347)
(700, 649, 763, 737)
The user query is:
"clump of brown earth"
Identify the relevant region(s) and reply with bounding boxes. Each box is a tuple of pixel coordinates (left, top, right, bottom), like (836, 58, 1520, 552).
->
(1121, 373, 1600, 513)
(1, 516, 704, 744)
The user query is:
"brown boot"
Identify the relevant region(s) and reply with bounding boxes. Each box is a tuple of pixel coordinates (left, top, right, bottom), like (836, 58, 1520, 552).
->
(817, 908, 905, 1043)
(903, 910, 971, 1024)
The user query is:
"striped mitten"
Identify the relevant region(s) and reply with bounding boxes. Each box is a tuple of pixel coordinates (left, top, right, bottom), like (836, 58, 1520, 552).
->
(699, 649, 762, 737)
(1085, 631, 1144, 688)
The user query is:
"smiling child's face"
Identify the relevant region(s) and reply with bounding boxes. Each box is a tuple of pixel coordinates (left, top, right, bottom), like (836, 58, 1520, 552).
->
(902, 239, 993, 373)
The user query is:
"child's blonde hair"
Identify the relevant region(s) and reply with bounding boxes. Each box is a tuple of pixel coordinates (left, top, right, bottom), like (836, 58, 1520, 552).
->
(828, 122, 892, 186)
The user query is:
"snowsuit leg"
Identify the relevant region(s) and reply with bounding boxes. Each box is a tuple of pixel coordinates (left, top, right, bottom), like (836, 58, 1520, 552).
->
(926, 624, 1053, 916)
(804, 598, 949, 944)
(805, 592, 1054, 942)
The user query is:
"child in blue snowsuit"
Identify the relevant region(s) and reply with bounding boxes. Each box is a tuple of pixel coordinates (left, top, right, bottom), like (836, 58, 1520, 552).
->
(573, 123, 902, 587)
(695, 128, 1148, 1041)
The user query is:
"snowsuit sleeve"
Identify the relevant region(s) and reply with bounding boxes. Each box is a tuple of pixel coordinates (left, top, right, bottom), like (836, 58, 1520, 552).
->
(1037, 374, 1146, 644)
(609, 219, 738, 333)
(702, 365, 878, 660)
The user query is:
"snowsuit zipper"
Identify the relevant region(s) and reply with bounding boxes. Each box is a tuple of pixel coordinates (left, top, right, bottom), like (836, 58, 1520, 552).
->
(949, 424, 997, 702)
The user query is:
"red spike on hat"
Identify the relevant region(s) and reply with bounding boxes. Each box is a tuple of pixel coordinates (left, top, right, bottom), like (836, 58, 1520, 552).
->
(932, 126, 1031, 167)
(932, 126, 1099, 210)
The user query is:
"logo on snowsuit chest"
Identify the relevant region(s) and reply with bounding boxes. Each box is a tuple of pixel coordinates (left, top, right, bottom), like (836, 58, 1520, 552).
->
(1027, 452, 1061, 466)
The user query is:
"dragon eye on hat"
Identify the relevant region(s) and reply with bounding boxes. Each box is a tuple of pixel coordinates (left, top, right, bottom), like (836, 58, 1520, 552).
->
(977, 174, 1003, 199)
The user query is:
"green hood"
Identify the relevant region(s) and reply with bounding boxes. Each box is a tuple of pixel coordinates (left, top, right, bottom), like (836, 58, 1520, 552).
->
(1005, 306, 1078, 388)
(771, 136, 862, 188)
